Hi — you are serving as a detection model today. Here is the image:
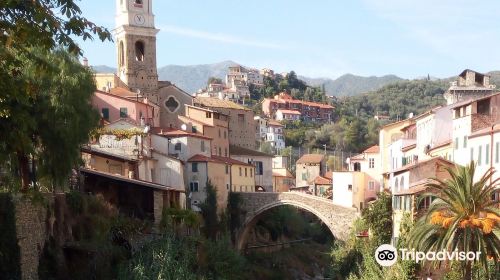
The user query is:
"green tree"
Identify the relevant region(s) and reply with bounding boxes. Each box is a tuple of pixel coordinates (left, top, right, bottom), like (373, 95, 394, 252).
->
(200, 180, 220, 240)
(409, 163, 500, 279)
(207, 76, 222, 84)
(0, 0, 111, 190)
(362, 192, 392, 245)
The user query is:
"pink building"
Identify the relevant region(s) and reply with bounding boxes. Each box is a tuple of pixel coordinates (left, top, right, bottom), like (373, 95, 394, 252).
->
(262, 92, 334, 122)
(92, 90, 159, 126)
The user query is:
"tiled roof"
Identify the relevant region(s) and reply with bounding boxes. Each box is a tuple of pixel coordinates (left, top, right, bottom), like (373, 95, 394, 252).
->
(313, 175, 332, 185)
(187, 154, 220, 163)
(212, 155, 253, 166)
(109, 87, 139, 98)
(324, 171, 333, 180)
(268, 120, 284, 127)
(229, 145, 273, 157)
(391, 157, 455, 174)
(296, 154, 325, 164)
(364, 145, 379, 153)
(152, 128, 212, 140)
(277, 109, 301, 115)
(194, 96, 249, 110)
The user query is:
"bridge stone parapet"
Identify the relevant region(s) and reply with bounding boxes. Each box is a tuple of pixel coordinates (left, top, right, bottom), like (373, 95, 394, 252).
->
(236, 192, 359, 250)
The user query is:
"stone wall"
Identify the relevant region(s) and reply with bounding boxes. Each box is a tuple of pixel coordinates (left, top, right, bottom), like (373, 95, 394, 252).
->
(13, 196, 49, 280)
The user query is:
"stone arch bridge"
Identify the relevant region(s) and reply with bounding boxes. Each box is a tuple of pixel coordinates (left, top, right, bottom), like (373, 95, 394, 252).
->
(235, 192, 359, 251)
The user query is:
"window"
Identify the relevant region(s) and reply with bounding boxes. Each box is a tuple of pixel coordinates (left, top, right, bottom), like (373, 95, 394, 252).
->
(134, 0, 143, 4)
(496, 142, 499, 163)
(225, 148, 228, 157)
(454, 137, 459, 150)
(250, 169, 253, 177)
(224, 131, 227, 139)
(368, 181, 375, 191)
(225, 165, 229, 174)
(486, 144, 490, 164)
(418, 196, 434, 210)
(255, 161, 263, 175)
(218, 147, 222, 156)
(369, 158, 375, 168)
(119, 107, 128, 118)
(353, 162, 361, 171)
(400, 178, 404, 190)
(201, 140, 205, 152)
(478, 145, 483, 166)
(206, 112, 212, 118)
(226, 184, 229, 190)
(348, 184, 352, 191)
(101, 108, 109, 120)
(135, 41, 145, 61)
(245, 168, 248, 177)
(239, 167, 242, 176)
(164, 96, 180, 113)
(302, 172, 308, 180)
(192, 126, 197, 133)
(471, 147, 474, 163)
(192, 163, 198, 172)
(463, 136, 467, 148)
(394, 178, 399, 192)
(174, 143, 181, 151)
(189, 182, 199, 192)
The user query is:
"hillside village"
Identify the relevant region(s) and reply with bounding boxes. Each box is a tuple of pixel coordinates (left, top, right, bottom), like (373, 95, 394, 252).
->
(87, 0, 500, 248)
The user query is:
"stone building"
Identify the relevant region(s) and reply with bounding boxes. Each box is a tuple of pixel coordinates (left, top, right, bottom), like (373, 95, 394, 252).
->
(194, 97, 256, 149)
(443, 69, 496, 105)
(295, 154, 326, 190)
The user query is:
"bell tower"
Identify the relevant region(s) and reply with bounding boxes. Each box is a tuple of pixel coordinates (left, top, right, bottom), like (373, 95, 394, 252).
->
(115, 0, 159, 97)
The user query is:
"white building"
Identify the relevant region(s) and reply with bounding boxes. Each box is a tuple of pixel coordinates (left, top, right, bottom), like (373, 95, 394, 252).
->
(276, 109, 301, 121)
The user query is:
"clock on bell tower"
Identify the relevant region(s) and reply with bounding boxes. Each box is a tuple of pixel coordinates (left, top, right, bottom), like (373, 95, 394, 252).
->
(114, 0, 159, 97)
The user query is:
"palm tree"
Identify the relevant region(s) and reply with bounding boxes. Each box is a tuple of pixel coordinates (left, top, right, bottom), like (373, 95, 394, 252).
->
(408, 162, 500, 279)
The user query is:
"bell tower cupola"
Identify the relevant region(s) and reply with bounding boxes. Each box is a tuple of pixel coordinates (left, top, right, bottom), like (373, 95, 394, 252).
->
(114, 0, 159, 97)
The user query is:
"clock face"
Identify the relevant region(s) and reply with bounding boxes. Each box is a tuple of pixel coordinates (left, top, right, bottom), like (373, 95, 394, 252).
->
(134, 14, 145, 25)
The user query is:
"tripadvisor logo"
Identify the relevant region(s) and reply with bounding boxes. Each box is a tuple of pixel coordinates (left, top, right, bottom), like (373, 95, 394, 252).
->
(374, 244, 482, 267)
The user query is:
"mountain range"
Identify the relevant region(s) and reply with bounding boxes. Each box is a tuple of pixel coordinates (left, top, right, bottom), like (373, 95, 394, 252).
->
(92, 62, 500, 97)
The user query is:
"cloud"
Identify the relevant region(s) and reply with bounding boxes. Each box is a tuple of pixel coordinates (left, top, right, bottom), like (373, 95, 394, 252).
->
(158, 24, 287, 50)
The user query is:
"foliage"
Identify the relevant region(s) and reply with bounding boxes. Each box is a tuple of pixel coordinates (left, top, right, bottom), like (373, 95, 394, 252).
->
(0, 193, 21, 279)
(118, 234, 198, 280)
(227, 192, 242, 243)
(408, 163, 500, 279)
(160, 207, 200, 235)
(199, 180, 220, 240)
(362, 192, 393, 245)
(1, 47, 100, 190)
(0, 0, 111, 190)
(200, 235, 247, 280)
(207, 76, 223, 84)
(92, 127, 147, 141)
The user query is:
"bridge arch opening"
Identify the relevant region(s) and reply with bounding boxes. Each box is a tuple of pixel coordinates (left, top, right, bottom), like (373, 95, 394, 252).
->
(236, 200, 339, 251)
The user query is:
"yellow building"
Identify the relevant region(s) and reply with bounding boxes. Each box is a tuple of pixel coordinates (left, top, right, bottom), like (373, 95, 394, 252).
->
(428, 140, 453, 161)
(213, 156, 256, 192)
(379, 118, 414, 188)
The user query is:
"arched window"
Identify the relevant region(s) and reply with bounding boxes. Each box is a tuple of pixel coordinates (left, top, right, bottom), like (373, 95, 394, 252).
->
(119, 41, 124, 66)
(135, 41, 145, 61)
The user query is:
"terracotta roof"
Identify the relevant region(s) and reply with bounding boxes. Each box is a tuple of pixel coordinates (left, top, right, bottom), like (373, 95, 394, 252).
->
(229, 145, 273, 157)
(277, 109, 301, 115)
(324, 171, 333, 180)
(109, 87, 140, 98)
(187, 154, 220, 163)
(401, 143, 416, 152)
(194, 96, 249, 110)
(364, 145, 379, 153)
(391, 157, 455, 174)
(151, 128, 212, 140)
(95, 90, 153, 106)
(296, 154, 325, 164)
(212, 155, 253, 166)
(313, 175, 332, 185)
(268, 120, 284, 127)
(394, 182, 430, 195)
(350, 154, 364, 160)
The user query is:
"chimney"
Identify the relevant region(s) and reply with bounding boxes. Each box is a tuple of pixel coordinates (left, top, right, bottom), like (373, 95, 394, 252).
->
(82, 57, 88, 67)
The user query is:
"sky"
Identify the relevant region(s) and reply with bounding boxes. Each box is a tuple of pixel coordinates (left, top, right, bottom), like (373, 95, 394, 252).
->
(76, 0, 500, 79)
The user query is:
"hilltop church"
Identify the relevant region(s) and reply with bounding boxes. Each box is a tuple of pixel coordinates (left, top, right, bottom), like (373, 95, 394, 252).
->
(95, 0, 192, 128)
